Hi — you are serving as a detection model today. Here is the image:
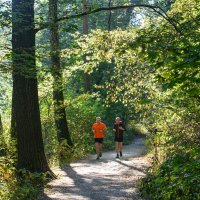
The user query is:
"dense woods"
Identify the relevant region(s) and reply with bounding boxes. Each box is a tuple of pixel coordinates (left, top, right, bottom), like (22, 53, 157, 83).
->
(0, 0, 199, 199)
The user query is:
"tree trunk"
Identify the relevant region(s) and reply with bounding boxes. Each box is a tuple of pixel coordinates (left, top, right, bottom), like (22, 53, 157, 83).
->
(12, 0, 50, 172)
(49, 0, 73, 147)
(82, 0, 91, 93)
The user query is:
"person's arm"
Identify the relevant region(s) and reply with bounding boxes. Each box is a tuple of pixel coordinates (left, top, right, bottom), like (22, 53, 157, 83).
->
(103, 124, 107, 133)
(92, 125, 95, 133)
(119, 123, 126, 131)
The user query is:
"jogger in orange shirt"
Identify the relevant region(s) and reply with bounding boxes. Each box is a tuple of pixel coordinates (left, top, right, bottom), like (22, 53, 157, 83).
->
(92, 117, 107, 160)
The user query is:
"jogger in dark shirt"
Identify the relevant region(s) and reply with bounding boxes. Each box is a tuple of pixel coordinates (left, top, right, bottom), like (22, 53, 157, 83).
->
(113, 117, 126, 158)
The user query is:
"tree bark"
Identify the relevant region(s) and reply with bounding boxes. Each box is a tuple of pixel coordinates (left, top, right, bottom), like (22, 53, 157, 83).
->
(12, 0, 50, 172)
(82, 0, 91, 93)
(49, 0, 73, 146)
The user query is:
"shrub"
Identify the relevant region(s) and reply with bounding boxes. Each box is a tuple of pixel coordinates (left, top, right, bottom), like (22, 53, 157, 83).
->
(139, 147, 200, 200)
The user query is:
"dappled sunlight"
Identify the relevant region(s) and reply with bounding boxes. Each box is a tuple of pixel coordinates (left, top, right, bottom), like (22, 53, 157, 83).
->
(43, 137, 147, 200)
(0, 0, 199, 199)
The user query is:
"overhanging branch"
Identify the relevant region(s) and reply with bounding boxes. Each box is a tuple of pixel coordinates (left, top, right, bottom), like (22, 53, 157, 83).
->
(35, 4, 179, 33)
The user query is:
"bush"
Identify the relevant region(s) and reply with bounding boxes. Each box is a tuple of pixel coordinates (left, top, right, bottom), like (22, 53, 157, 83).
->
(0, 156, 46, 200)
(139, 147, 200, 200)
(40, 92, 141, 166)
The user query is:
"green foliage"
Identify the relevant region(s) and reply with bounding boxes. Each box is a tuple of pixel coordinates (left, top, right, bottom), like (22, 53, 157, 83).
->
(39, 88, 137, 165)
(66, 94, 105, 134)
(0, 1, 11, 28)
(0, 131, 46, 200)
(0, 157, 50, 200)
(62, 1, 200, 199)
(139, 148, 200, 200)
(1, 0, 200, 199)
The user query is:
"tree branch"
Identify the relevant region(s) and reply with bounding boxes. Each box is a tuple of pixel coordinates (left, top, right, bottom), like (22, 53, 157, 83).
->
(35, 4, 179, 33)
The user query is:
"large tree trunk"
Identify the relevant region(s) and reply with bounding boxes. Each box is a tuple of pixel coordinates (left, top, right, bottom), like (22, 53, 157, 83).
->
(12, 0, 50, 172)
(82, 0, 91, 93)
(49, 0, 73, 147)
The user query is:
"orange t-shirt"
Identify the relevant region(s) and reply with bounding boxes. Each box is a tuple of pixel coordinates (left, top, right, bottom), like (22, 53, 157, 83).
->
(92, 122, 107, 138)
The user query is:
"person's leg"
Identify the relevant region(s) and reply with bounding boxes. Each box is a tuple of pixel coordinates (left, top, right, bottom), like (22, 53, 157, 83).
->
(115, 142, 119, 153)
(119, 142, 123, 156)
(119, 142, 123, 151)
(95, 142, 100, 156)
(115, 142, 119, 158)
(99, 143, 102, 157)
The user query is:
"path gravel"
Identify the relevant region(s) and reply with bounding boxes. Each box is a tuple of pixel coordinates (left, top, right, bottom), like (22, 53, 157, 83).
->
(40, 137, 149, 200)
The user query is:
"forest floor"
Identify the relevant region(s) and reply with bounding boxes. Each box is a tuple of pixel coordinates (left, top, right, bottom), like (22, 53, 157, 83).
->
(40, 136, 149, 200)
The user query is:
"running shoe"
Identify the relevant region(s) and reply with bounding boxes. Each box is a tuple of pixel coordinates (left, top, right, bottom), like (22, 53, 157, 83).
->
(96, 155, 100, 160)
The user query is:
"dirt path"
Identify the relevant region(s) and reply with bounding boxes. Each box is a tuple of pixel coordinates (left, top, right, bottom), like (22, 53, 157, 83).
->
(41, 137, 148, 200)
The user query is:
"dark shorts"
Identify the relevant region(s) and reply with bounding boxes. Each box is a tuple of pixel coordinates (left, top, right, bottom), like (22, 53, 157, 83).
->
(94, 138, 104, 144)
(115, 135, 123, 142)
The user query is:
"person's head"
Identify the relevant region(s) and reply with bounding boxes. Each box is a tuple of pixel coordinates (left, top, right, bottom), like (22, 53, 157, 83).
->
(96, 117, 101, 123)
(115, 117, 121, 124)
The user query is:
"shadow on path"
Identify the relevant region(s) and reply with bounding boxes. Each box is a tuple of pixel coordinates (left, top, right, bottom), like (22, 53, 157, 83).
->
(115, 159, 147, 174)
(41, 137, 148, 200)
(51, 165, 133, 200)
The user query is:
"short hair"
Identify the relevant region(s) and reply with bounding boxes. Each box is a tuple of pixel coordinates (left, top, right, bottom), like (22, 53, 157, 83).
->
(96, 117, 101, 120)
(115, 117, 120, 120)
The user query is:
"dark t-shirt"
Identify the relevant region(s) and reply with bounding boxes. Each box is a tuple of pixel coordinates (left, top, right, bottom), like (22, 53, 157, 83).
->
(113, 121, 126, 138)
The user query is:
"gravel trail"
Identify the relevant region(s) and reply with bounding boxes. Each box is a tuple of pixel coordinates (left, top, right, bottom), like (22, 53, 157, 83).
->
(41, 137, 148, 200)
